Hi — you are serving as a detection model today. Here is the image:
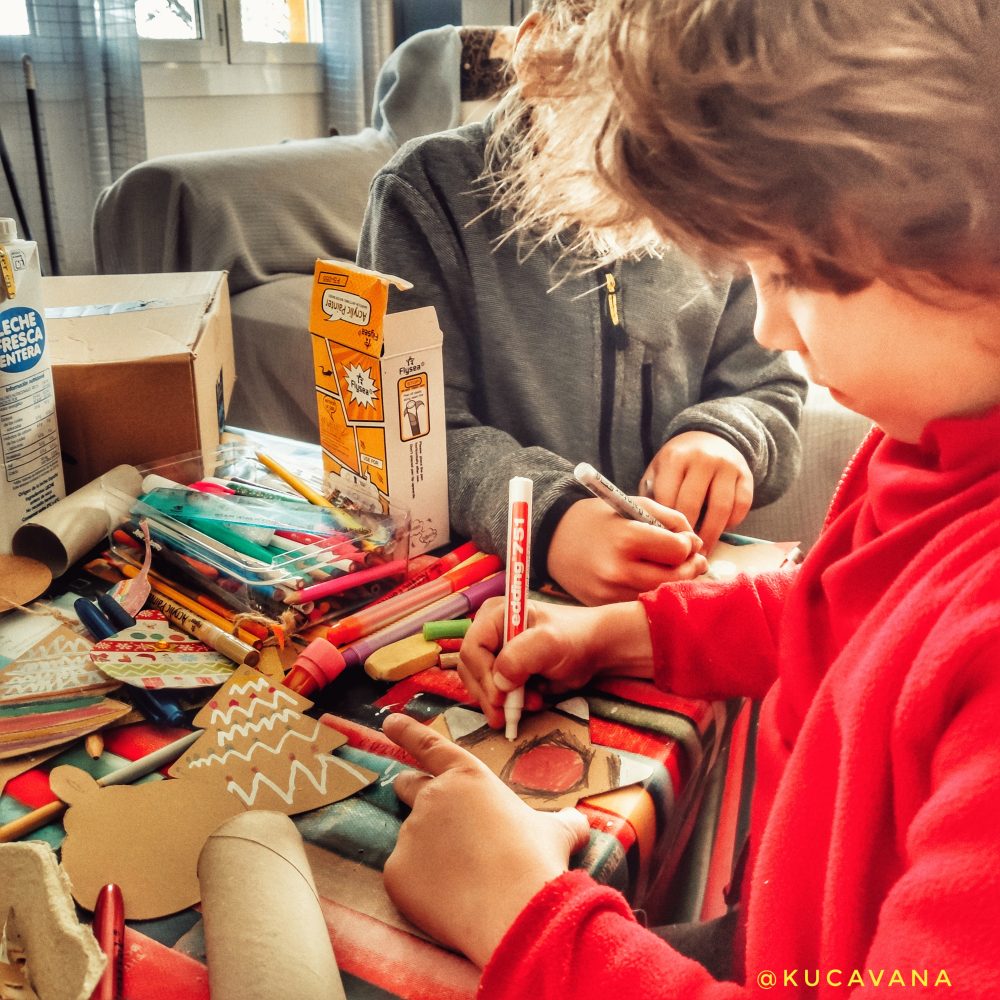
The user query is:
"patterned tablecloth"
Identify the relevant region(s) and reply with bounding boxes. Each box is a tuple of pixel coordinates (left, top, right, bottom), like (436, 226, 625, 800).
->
(0, 663, 736, 999)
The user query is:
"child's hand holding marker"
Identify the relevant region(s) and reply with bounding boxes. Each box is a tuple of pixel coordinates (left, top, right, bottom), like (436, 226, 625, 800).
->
(638, 431, 754, 553)
(459, 598, 654, 732)
(545, 463, 708, 605)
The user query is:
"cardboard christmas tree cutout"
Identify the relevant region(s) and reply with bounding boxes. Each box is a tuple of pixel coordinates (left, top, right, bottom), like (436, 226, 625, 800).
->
(168, 665, 376, 814)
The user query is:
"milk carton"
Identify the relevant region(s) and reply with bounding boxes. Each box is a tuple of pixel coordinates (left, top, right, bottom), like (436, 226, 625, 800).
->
(308, 259, 449, 556)
(0, 219, 65, 553)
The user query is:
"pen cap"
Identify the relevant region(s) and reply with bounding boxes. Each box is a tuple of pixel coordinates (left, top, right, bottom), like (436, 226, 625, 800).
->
(460, 572, 506, 613)
(291, 638, 347, 688)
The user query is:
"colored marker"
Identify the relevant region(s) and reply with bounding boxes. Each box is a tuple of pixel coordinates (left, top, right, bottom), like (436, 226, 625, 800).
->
(367, 539, 481, 605)
(284, 572, 505, 695)
(89, 883, 125, 1000)
(145, 592, 261, 667)
(324, 554, 501, 647)
(503, 477, 533, 740)
(573, 462, 665, 527)
(280, 558, 408, 605)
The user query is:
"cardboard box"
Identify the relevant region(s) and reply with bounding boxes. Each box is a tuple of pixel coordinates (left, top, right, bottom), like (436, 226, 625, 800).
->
(309, 259, 449, 556)
(42, 271, 235, 493)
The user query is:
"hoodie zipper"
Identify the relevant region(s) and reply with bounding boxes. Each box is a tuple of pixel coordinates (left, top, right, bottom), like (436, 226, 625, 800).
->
(599, 270, 627, 478)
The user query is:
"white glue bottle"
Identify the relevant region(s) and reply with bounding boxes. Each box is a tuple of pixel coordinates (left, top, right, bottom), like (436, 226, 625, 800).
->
(0, 218, 65, 554)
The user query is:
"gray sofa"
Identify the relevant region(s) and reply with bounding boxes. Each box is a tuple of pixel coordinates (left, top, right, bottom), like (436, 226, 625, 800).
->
(91, 26, 871, 552)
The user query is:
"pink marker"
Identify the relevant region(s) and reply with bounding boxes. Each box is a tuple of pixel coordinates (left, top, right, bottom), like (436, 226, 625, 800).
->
(280, 558, 408, 605)
(503, 477, 533, 740)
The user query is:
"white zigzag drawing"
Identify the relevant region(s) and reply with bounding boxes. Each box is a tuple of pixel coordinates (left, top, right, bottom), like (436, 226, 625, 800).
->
(225, 754, 370, 807)
(188, 719, 323, 768)
(208, 707, 303, 746)
(0, 669, 98, 694)
(206, 684, 297, 726)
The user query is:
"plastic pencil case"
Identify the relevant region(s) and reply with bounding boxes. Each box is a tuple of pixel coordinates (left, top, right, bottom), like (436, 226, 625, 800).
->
(105, 446, 410, 603)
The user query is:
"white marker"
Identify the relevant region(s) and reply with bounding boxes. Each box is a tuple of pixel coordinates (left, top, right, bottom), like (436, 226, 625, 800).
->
(503, 477, 533, 740)
(573, 462, 665, 527)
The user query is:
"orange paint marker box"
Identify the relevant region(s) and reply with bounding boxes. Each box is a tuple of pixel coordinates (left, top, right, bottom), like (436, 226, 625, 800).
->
(308, 259, 449, 557)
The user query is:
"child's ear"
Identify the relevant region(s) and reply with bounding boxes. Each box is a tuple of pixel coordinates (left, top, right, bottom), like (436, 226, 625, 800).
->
(511, 12, 544, 86)
(48, 765, 99, 806)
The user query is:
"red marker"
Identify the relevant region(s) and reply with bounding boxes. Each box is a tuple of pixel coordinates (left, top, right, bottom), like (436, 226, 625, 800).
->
(503, 477, 533, 740)
(90, 883, 125, 1000)
(367, 539, 481, 606)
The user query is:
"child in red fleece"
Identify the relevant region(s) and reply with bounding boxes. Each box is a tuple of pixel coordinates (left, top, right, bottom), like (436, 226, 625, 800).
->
(379, 0, 1000, 996)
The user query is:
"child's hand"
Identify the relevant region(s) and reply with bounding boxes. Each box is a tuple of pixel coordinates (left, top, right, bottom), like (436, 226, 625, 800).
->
(641, 431, 754, 553)
(547, 497, 708, 605)
(458, 598, 654, 729)
(382, 713, 591, 968)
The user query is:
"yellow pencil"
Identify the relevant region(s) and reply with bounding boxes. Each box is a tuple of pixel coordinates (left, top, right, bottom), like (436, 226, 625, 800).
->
(255, 451, 334, 508)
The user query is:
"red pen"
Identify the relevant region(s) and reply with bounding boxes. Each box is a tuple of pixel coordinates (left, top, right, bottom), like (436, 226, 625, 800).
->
(503, 478, 533, 740)
(89, 883, 125, 1000)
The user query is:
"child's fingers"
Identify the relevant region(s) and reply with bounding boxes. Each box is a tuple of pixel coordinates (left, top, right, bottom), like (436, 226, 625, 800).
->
(552, 806, 592, 854)
(393, 768, 433, 807)
(633, 497, 693, 534)
(382, 712, 480, 777)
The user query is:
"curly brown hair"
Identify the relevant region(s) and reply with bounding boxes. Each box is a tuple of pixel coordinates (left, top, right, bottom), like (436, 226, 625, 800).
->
(495, 0, 1000, 294)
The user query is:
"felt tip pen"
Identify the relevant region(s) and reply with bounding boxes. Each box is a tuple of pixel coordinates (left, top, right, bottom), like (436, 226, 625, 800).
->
(503, 477, 533, 740)
(573, 462, 665, 528)
(324, 554, 501, 647)
(146, 592, 261, 667)
(280, 557, 408, 605)
(284, 572, 506, 695)
(89, 883, 125, 1000)
(367, 539, 481, 606)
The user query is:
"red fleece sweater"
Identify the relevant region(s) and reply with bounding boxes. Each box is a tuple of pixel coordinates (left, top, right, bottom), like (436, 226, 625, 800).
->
(479, 406, 1000, 999)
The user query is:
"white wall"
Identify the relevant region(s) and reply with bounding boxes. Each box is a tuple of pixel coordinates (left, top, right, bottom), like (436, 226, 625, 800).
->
(142, 63, 326, 158)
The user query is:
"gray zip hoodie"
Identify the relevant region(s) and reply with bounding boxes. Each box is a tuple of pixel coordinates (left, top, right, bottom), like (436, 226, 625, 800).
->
(358, 120, 806, 575)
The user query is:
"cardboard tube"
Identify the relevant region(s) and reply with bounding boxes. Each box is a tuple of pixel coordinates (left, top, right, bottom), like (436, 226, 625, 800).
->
(198, 811, 346, 1000)
(11, 464, 142, 576)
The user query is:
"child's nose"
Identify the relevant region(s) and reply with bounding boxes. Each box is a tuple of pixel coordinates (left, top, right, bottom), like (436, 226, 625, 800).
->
(754, 299, 803, 352)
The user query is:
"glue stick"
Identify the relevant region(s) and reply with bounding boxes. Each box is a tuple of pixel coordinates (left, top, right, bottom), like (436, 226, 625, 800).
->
(0, 218, 65, 554)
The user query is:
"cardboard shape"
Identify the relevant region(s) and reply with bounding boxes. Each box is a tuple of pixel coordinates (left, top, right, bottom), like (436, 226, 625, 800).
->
(198, 811, 346, 1000)
(0, 555, 51, 614)
(0, 695, 132, 760)
(441, 701, 647, 811)
(51, 764, 244, 919)
(0, 749, 60, 797)
(89, 610, 235, 689)
(0, 624, 120, 705)
(0, 841, 105, 1000)
(168, 666, 377, 815)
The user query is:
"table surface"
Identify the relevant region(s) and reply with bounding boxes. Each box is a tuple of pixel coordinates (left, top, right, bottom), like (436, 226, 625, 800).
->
(0, 618, 735, 999)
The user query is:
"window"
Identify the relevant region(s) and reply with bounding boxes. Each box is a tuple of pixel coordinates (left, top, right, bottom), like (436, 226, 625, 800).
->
(137, 0, 322, 65)
(1, 0, 31, 35)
